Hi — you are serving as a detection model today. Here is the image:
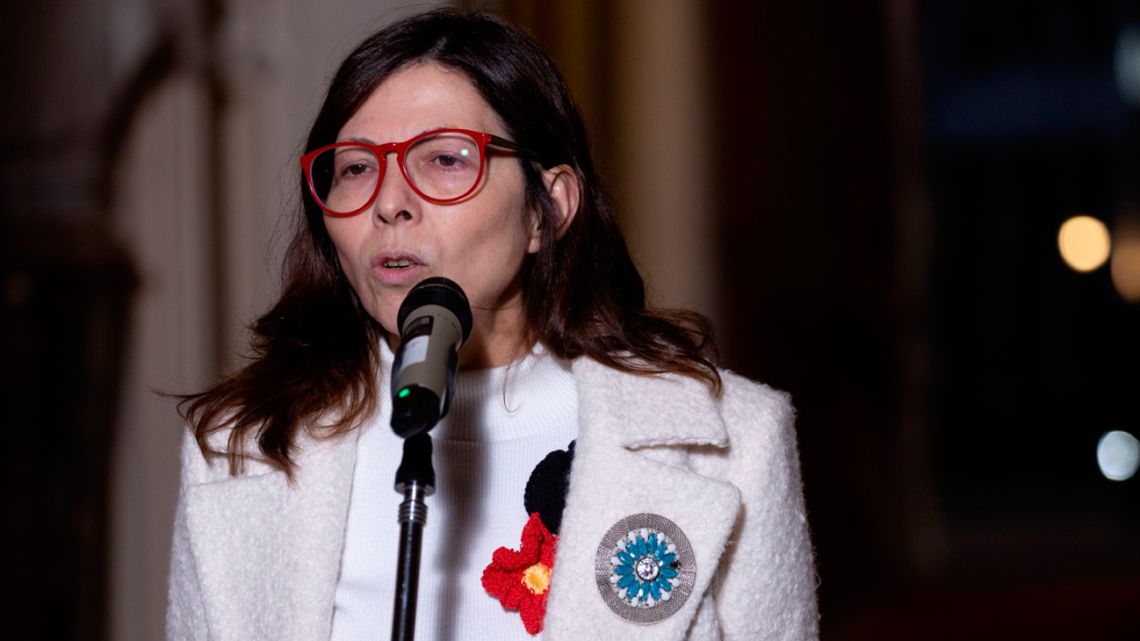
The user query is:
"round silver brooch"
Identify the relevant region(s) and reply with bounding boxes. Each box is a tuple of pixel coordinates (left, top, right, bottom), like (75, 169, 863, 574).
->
(593, 512, 696, 624)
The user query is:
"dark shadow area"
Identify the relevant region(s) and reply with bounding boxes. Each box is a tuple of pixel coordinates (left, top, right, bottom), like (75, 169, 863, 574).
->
(703, 0, 1140, 638)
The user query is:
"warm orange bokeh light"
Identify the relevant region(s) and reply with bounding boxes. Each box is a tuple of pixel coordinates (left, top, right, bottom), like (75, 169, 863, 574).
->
(1058, 215, 1111, 272)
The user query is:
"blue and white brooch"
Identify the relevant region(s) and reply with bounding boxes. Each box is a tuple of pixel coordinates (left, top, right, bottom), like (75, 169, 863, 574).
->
(594, 513, 696, 624)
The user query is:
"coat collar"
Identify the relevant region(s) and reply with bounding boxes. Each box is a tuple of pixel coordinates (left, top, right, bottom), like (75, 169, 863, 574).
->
(182, 354, 740, 641)
(571, 357, 729, 449)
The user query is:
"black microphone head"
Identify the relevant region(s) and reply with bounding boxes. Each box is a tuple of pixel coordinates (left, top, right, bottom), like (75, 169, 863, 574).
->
(396, 277, 473, 343)
(390, 277, 472, 438)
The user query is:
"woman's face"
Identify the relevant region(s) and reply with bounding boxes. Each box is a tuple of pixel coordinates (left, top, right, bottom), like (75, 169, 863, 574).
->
(323, 62, 540, 368)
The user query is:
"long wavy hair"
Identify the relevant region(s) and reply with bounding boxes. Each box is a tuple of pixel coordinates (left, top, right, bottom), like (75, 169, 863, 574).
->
(180, 9, 720, 476)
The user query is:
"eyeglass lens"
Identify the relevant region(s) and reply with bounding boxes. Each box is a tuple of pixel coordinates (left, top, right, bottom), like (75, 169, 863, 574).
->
(310, 132, 483, 213)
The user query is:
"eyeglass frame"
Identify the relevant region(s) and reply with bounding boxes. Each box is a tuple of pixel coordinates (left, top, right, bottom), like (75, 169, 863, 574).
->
(299, 127, 536, 218)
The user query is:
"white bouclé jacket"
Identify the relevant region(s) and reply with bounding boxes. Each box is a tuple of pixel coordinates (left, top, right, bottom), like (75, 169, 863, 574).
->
(167, 356, 819, 641)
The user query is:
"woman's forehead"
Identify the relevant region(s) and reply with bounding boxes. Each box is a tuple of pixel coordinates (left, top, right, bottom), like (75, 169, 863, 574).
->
(338, 62, 508, 142)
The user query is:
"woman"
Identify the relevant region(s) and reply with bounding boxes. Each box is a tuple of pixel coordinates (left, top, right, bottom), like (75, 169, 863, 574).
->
(169, 9, 817, 641)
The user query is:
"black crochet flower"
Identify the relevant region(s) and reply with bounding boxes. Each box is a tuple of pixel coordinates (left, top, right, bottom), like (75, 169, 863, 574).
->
(523, 441, 575, 535)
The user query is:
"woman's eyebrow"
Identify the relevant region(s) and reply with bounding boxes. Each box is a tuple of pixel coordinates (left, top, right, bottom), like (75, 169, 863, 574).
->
(342, 135, 379, 145)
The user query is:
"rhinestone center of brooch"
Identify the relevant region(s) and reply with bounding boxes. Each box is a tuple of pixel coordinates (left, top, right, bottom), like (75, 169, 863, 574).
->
(635, 556, 660, 581)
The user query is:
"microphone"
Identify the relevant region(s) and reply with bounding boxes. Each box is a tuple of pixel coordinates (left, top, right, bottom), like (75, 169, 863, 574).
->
(390, 277, 473, 438)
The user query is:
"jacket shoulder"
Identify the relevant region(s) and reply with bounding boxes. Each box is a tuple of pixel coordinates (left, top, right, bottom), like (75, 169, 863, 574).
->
(177, 421, 280, 488)
(717, 369, 796, 436)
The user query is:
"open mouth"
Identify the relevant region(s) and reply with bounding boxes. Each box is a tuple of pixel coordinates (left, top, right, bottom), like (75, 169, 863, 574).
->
(382, 257, 416, 269)
(371, 252, 426, 285)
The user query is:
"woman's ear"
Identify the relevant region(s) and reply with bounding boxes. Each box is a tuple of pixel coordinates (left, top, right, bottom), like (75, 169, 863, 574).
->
(527, 164, 580, 253)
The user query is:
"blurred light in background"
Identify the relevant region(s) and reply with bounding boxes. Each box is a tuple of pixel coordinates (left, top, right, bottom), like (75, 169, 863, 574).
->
(1115, 25, 1140, 107)
(1058, 215, 1111, 272)
(1110, 214, 1140, 303)
(1097, 430, 1140, 481)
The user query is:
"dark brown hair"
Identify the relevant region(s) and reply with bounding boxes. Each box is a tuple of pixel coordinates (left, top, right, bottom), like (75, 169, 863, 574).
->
(180, 9, 720, 475)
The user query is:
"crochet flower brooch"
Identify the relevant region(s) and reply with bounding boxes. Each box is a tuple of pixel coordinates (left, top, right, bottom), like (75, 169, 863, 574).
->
(480, 512, 557, 634)
(480, 442, 574, 635)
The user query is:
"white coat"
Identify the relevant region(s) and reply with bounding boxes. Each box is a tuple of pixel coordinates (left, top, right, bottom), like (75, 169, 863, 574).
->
(167, 356, 819, 641)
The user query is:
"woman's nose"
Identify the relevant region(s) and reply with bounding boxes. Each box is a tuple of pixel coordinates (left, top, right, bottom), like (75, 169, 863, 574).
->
(372, 156, 417, 225)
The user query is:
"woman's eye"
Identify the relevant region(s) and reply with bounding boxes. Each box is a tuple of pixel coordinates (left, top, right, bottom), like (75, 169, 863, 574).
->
(338, 162, 375, 179)
(432, 153, 467, 169)
(412, 137, 478, 174)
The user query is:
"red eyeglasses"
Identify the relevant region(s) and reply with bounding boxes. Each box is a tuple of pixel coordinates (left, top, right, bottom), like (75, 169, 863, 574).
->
(300, 128, 533, 217)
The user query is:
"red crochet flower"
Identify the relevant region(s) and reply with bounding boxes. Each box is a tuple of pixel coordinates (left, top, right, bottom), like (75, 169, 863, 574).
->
(481, 512, 558, 635)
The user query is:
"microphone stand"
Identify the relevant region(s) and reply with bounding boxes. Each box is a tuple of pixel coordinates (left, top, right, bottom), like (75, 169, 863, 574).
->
(391, 432, 435, 641)
(387, 276, 472, 641)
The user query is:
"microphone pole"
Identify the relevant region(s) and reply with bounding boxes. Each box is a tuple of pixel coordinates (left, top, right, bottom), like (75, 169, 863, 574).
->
(388, 277, 472, 641)
(391, 434, 433, 641)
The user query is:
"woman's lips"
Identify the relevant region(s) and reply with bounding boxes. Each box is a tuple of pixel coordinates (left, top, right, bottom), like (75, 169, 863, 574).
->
(371, 251, 427, 286)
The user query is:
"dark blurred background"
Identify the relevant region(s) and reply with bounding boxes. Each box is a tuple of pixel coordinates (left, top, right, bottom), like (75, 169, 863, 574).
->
(2, 1, 1137, 639)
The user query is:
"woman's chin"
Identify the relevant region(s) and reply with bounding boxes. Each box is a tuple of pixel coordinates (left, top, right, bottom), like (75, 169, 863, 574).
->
(360, 300, 400, 337)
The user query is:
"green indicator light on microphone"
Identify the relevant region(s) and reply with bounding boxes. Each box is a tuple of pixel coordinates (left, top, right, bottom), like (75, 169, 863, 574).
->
(398, 387, 411, 399)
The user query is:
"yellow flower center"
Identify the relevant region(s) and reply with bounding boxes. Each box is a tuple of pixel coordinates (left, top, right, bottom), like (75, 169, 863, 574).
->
(521, 562, 552, 595)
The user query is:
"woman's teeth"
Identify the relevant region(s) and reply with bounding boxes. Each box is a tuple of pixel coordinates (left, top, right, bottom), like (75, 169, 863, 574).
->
(384, 258, 413, 268)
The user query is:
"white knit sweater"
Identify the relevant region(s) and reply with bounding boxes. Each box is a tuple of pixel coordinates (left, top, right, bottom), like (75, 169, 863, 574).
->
(330, 344, 578, 641)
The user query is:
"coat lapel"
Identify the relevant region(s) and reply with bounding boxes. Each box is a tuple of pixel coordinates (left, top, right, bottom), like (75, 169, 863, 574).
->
(545, 359, 742, 640)
(182, 428, 359, 641)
